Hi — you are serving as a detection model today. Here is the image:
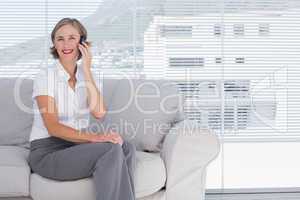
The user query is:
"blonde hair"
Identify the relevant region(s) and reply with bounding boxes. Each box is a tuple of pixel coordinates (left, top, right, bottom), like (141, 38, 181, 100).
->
(50, 18, 91, 60)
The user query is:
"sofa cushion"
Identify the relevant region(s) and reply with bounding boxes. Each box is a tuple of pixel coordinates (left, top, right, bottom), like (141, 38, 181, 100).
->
(0, 78, 33, 147)
(88, 79, 185, 152)
(30, 151, 166, 200)
(0, 146, 30, 197)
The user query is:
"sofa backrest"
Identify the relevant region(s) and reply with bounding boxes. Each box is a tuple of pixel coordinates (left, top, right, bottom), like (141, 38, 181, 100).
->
(0, 77, 185, 151)
(0, 78, 34, 147)
(89, 79, 185, 152)
(0, 77, 119, 147)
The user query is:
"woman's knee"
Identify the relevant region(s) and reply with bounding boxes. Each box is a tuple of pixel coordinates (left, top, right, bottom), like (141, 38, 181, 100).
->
(102, 143, 124, 161)
(111, 143, 123, 154)
(94, 143, 124, 168)
(122, 141, 136, 154)
(74, 142, 122, 167)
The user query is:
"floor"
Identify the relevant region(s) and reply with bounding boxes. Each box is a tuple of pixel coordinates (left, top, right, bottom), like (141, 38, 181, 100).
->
(206, 192, 300, 200)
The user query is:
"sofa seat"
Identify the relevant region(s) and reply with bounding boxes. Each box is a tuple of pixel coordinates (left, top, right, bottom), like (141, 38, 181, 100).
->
(30, 151, 166, 200)
(0, 146, 30, 197)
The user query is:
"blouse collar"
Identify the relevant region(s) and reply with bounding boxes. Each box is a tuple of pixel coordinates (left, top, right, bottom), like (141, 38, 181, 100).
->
(56, 60, 82, 81)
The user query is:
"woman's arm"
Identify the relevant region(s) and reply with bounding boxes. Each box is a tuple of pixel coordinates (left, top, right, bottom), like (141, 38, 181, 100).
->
(79, 42, 106, 119)
(83, 69, 107, 119)
(36, 95, 110, 144)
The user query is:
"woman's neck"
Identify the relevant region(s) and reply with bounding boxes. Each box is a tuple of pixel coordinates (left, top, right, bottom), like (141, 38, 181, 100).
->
(59, 59, 77, 78)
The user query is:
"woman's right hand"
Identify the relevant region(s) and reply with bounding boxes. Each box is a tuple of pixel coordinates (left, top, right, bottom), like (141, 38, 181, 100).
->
(89, 131, 123, 145)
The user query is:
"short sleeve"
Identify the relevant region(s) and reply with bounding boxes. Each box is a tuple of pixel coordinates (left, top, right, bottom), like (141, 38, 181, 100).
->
(32, 69, 55, 99)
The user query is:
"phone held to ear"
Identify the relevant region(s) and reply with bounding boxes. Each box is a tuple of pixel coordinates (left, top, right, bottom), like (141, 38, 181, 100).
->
(79, 36, 85, 45)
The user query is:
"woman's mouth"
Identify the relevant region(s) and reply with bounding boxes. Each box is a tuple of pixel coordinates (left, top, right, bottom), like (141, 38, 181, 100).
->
(62, 49, 73, 54)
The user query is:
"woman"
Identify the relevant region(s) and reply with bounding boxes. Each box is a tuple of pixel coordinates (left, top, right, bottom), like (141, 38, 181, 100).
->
(28, 18, 136, 200)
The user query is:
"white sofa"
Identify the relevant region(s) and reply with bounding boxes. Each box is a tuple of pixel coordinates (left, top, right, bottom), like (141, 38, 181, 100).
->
(0, 78, 220, 200)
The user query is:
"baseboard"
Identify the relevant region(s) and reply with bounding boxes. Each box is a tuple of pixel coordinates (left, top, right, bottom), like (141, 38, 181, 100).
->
(206, 187, 300, 194)
(206, 192, 300, 200)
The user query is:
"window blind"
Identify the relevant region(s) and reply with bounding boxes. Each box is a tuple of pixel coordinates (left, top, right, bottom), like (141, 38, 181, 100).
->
(0, 0, 300, 140)
(0, 0, 137, 78)
(141, 0, 300, 141)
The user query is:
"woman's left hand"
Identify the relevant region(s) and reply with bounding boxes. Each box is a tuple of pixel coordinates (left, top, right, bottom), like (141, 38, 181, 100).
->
(78, 42, 92, 72)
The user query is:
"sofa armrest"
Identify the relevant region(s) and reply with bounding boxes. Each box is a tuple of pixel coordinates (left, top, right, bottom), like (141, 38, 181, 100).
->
(160, 120, 220, 200)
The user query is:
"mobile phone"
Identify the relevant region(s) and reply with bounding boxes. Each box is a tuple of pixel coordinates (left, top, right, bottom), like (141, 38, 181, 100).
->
(78, 36, 86, 59)
(79, 36, 85, 45)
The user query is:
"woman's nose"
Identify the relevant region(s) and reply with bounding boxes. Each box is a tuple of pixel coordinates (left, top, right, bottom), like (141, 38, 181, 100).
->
(63, 40, 73, 47)
(63, 44, 71, 49)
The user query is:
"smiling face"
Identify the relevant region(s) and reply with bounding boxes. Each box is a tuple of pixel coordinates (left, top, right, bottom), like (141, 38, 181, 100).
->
(54, 24, 81, 62)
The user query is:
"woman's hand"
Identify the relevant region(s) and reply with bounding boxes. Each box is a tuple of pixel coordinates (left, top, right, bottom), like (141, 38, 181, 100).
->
(106, 131, 124, 145)
(78, 42, 92, 72)
(89, 131, 124, 145)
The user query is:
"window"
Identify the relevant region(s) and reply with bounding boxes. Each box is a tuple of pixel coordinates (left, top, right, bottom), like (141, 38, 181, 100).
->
(235, 57, 245, 64)
(159, 25, 192, 38)
(1, 0, 291, 140)
(178, 80, 264, 131)
(214, 24, 223, 36)
(234, 23, 245, 36)
(259, 23, 270, 36)
(169, 57, 204, 68)
(0, 0, 138, 78)
(215, 57, 223, 64)
(2, 0, 300, 192)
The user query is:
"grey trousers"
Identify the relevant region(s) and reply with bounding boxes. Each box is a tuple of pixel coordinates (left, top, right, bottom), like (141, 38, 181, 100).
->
(28, 136, 136, 200)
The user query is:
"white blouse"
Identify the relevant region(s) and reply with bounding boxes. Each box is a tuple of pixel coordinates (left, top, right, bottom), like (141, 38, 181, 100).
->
(29, 60, 102, 142)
